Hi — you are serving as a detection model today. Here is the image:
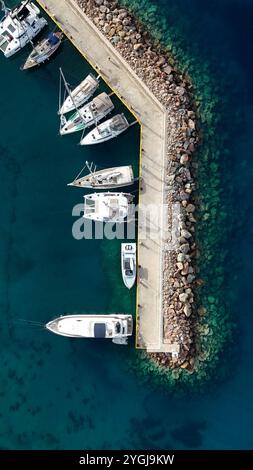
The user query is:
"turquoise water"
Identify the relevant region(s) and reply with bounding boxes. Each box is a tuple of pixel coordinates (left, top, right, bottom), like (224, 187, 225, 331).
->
(0, 0, 253, 450)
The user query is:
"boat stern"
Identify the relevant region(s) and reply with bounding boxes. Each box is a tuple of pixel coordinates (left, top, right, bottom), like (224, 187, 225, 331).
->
(28, 1, 41, 16)
(126, 315, 133, 336)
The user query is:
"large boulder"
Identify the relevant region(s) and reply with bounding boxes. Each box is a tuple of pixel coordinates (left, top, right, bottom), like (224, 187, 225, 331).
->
(179, 292, 188, 303)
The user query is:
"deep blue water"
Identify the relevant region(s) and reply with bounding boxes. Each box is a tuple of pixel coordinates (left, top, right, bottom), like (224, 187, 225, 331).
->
(0, 0, 253, 449)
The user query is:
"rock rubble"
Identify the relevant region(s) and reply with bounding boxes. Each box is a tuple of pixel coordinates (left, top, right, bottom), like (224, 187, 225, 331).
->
(76, 0, 199, 370)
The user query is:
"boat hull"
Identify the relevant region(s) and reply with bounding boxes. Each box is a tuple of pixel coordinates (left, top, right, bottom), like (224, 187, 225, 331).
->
(83, 192, 133, 223)
(60, 106, 114, 135)
(121, 243, 137, 289)
(22, 32, 63, 70)
(0, 2, 47, 58)
(46, 314, 133, 339)
(123, 277, 136, 289)
(59, 74, 99, 115)
(80, 113, 129, 145)
(3, 19, 47, 57)
(60, 93, 114, 135)
(68, 165, 134, 189)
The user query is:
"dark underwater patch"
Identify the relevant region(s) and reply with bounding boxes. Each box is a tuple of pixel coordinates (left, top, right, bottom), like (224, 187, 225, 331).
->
(170, 420, 207, 448)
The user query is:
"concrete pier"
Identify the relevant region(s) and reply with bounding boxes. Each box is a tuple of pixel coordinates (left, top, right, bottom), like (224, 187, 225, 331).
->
(37, 0, 176, 353)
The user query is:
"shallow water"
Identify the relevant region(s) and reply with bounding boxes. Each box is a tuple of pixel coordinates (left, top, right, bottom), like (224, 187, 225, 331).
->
(0, 0, 253, 449)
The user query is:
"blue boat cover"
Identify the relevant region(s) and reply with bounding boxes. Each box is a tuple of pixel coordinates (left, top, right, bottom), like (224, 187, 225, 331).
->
(94, 323, 106, 338)
(48, 33, 59, 46)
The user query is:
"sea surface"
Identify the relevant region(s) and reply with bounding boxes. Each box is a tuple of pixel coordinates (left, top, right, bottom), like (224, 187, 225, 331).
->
(0, 0, 253, 450)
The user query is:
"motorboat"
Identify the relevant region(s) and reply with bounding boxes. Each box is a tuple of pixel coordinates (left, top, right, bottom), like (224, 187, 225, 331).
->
(121, 243, 136, 289)
(80, 113, 129, 145)
(59, 70, 99, 115)
(0, 1, 47, 58)
(21, 31, 63, 70)
(46, 314, 133, 344)
(68, 162, 134, 189)
(60, 92, 114, 135)
(83, 192, 133, 223)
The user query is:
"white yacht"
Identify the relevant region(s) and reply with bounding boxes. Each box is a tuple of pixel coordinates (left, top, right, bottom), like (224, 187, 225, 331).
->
(68, 162, 134, 189)
(0, 1, 47, 58)
(46, 314, 133, 344)
(83, 192, 133, 223)
(59, 70, 99, 115)
(121, 243, 136, 289)
(60, 92, 114, 135)
(80, 113, 129, 145)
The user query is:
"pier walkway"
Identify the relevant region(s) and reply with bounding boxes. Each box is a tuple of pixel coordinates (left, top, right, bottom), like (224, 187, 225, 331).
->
(38, 0, 176, 353)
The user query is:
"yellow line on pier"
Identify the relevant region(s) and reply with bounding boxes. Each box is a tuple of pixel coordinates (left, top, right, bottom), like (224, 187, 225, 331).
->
(36, 0, 140, 123)
(36, 0, 142, 348)
(36, 0, 169, 352)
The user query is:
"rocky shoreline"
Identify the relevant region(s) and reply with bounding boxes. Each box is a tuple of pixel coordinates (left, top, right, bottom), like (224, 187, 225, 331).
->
(76, 0, 200, 370)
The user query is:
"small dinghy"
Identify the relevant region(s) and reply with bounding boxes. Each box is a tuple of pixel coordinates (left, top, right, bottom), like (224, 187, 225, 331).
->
(121, 243, 136, 289)
(21, 31, 63, 70)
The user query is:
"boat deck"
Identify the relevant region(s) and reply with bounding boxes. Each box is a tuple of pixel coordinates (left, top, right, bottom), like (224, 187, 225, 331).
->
(37, 0, 177, 353)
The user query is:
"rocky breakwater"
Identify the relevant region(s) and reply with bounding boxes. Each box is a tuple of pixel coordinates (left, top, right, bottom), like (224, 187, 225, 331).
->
(76, 0, 199, 371)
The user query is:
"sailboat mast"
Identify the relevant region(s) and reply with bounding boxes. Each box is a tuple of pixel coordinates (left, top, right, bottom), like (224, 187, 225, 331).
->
(85, 161, 93, 174)
(85, 161, 97, 174)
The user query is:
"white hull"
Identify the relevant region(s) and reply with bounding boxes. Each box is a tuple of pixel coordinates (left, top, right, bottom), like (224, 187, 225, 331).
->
(60, 92, 114, 135)
(60, 74, 99, 115)
(68, 165, 134, 189)
(121, 243, 136, 289)
(46, 314, 133, 341)
(83, 192, 133, 223)
(80, 113, 129, 145)
(0, 2, 47, 58)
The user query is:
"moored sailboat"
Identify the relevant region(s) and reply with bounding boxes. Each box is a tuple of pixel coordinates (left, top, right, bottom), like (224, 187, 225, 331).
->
(21, 31, 63, 70)
(59, 70, 99, 115)
(60, 92, 114, 135)
(68, 162, 134, 189)
(80, 113, 130, 145)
